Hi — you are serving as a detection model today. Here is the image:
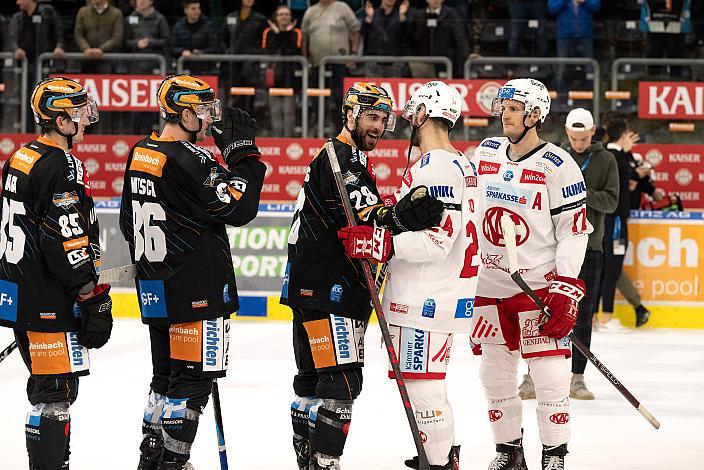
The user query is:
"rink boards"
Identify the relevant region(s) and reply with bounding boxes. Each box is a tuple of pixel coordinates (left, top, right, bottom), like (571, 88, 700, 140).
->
(96, 202, 704, 329)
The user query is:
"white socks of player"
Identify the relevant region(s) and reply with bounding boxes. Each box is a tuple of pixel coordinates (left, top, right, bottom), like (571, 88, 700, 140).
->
(529, 356, 571, 447)
(406, 379, 456, 467)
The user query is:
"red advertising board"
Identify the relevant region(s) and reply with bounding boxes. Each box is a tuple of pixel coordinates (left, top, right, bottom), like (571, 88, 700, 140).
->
(638, 81, 704, 120)
(342, 77, 505, 117)
(49, 75, 219, 111)
(1, 135, 703, 207)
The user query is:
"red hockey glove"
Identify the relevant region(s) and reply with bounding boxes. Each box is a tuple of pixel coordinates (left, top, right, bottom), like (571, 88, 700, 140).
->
(338, 225, 392, 263)
(539, 276, 585, 339)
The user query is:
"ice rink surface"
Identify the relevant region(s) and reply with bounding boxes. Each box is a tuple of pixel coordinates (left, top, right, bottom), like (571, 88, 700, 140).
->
(1, 319, 702, 469)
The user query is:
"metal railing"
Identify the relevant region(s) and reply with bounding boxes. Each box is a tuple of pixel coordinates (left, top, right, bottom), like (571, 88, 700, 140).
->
(0, 53, 28, 133)
(611, 57, 704, 111)
(317, 55, 453, 137)
(36, 52, 167, 82)
(464, 56, 601, 123)
(177, 54, 310, 137)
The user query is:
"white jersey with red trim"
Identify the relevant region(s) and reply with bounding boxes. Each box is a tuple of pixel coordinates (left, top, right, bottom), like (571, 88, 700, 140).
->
(473, 137, 592, 299)
(382, 148, 481, 334)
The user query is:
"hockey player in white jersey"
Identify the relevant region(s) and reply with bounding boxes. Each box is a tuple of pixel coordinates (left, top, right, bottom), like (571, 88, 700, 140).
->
(380, 81, 480, 469)
(471, 78, 592, 470)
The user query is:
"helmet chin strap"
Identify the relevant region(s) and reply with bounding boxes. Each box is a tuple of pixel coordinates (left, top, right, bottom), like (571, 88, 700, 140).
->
(178, 118, 202, 144)
(54, 113, 79, 150)
(403, 113, 429, 179)
(508, 114, 537, 145)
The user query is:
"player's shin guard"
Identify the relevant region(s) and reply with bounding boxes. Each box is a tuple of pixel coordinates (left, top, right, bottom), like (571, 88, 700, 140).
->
(291, 396, 318, 469)
(139, 391, 166, 470)
(529, 356, 571, 448)
(25, 402, 70, 470)
(309, 398, 353, 465)
(160, 398, 200, 464)
(479, 346, 523, 445)
(405, 380, 457, 468)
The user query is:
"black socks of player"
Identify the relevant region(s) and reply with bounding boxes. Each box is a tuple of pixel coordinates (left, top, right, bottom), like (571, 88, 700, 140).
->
(291, 396, 316, 469)
(26, 402, 71, 470)
(310, 398, 353, 459)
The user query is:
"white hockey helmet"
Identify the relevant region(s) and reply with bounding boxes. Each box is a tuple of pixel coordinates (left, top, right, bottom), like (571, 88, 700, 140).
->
(491, 78, 551, 123)
(403, 81, 463, 129)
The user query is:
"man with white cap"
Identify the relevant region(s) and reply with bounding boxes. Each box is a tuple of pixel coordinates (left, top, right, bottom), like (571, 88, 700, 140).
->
(518, 107, 619, 402)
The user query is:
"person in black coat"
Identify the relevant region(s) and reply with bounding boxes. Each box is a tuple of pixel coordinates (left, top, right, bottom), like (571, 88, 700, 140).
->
(408, 0, 469, 78)
(171, 0, 218, 73)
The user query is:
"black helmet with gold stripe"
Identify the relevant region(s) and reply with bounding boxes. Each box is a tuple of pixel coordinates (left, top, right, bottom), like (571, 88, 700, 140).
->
(157, 74, 222, 123)
(31, 77, 99, 129)
(342, 82, 395, 132)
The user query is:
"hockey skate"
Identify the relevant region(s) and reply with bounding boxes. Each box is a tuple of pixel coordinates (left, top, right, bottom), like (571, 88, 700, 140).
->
(518, 374, 536, 400)
(488, 436, 528, 470)
(635, 305, 651, 327)
(310, 452, 341, 470)
(293, 435, 312, 470)
(570, 374, 595, 400)
(404, 445, 460, 469)
(137, 434, 163, 470)
(542, 444, 567, 470)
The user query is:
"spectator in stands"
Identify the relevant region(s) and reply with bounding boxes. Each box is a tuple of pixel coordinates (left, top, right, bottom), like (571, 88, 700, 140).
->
(221, 0, 267, 109)
(548, 0, 600, 92)
(599, 117, 636, 333)
(125, 0, 169, 134)
(361, 0, 412, 77)
(301, 0, 360, 128)
(7, 0, 65, 132)
(263, 4, 302, 136)
(171, 0, 218, 73)
(507, 0, 548, 58)
(640, 0, 692, 76)
(408, 0, 469, 78)
(125, 0, 169, 62)
(74, 0, 125, 71)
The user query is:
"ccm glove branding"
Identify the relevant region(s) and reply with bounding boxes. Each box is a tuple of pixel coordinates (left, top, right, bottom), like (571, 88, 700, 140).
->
(539, 276, 586, 339)
(77, 284, 113, 349)
(212, 107, 260, 165)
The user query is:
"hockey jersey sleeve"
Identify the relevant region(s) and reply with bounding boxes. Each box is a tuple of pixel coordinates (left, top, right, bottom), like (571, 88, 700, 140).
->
(392, 161, 464, 263)
(35, 154, 99, 297)
(546, 155, 593, 278)
(172, 144, 266, 227)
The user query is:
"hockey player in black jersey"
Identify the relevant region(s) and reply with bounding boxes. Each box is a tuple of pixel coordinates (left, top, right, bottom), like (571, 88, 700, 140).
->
(281, 82, 445, 470)
(119, 75, 266, 470)
(0, 77, 112, 470)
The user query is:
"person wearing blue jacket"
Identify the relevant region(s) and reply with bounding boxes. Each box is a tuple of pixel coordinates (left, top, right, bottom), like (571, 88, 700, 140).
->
(547, 0, 600, 92)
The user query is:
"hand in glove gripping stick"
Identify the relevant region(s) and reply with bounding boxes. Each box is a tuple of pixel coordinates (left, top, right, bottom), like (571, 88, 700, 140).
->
(77, 284, 113, 349)
(338, 225, 393, 263)
(212, 107, 260, 165)
(539, 276, 586, 339)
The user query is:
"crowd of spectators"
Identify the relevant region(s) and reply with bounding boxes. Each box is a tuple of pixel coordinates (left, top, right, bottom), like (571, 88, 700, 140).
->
(1, 0, 703, 134)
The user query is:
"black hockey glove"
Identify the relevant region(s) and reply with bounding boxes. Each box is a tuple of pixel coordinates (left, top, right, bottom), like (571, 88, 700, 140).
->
(211, 107, 260, 166)
(77, 284, 113, 349)
(377, 186, 444, 235)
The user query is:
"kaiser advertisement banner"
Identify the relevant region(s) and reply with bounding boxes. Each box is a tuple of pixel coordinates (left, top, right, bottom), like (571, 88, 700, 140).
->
(342, 77, 505, 117)
(49, 74, 219, 111)
(638, 81, 704, 120)
(1, 135, 703, 208)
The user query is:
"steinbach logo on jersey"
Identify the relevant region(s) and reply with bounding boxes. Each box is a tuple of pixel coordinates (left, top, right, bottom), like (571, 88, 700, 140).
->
(482, 207, 530, 247)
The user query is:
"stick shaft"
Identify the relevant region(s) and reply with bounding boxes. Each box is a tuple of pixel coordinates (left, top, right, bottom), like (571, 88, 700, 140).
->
(0, 341, 17, 364)
(212, 379, 229, 469)
(324, 141, 431, 469)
